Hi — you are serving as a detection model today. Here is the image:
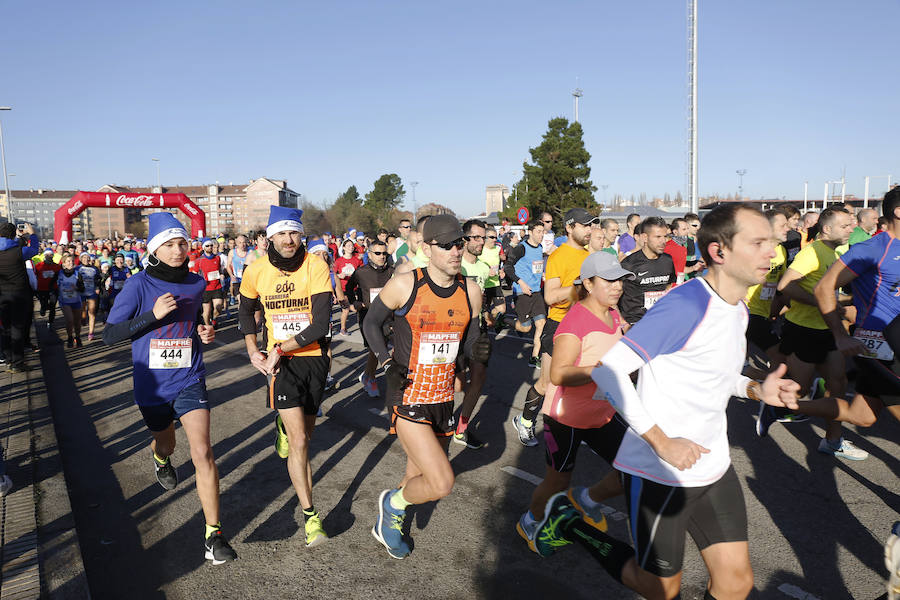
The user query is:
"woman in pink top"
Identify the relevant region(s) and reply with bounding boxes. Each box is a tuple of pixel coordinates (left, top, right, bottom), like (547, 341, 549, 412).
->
(517, 252, 634, 552)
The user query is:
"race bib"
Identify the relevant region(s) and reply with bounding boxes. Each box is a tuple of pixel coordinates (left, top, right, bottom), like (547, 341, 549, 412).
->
(42, 271, 53, 279)
(272, 312, 311, 341)
(206, 270, 221, 281)
(369, 287, 383, 303)
(643, 290, 665, 310)
(531, 260, 544, 274)
(417, 332, 461, 365)
(759, 282, 776, 301)
(149, 338, 192, 369)
(676, 273, 685, 285)
(60, 285, 78, 302)
(854, 328, 894, 360)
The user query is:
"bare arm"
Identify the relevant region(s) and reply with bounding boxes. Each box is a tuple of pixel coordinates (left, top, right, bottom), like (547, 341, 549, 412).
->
(777, 268, 817, 306)
(543, 276, 574, 307)
(549, 334, 593, 387)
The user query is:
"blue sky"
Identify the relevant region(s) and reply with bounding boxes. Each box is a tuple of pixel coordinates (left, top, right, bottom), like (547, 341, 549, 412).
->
(3, 0, 898, 216)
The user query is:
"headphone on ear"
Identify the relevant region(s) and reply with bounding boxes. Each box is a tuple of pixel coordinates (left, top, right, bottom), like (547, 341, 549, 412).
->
(717, 249, 724, 258)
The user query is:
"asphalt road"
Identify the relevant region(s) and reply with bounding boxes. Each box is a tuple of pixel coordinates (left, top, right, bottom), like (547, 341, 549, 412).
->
(36, 307, 899, 600)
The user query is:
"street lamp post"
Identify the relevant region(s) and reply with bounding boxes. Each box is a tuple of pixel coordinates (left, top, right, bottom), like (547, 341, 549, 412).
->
(152, 158, 160, 192)
(0, 107, 12, 224)
(736, 169, 747, 199)
(410, 181, 419, 224)
(600, 184, 609, 206)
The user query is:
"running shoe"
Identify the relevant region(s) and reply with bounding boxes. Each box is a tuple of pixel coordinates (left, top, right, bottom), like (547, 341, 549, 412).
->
(756, 403, 779, 438)
(326, 374, 336, 390)
(204, 530, 238, 565)
(533, 492, 578, 558)
(0, 475, 12, 496)
(817, 437, 869, 461)
(516, 512, 538, 554)
(304, 513, 328, 547)
(7, 362, 29, 374)
(528, 356, 541, 369)
(153, 453, 178, 490)
(75, 337, 82, 348)
(567, 486, 608, 533)
(887, 521, 900, 600)
(452, 429, 484, 449)
(512, 415, 538, 447)
(359, 373, 379, 398)
(87, 333, 94, 342)
(775, 411, 809, 424)
(274, 414, 289, 459)
(337, 330, 349, 337)
(66, 337, 74, 348)
(810, 376, 825, 400)
(371, 489, 411, 559)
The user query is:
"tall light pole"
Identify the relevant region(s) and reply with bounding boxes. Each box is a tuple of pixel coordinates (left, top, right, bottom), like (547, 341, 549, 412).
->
(687, 0, 699, 213)
(410, 181, 419, 224)
(803, 180, 808, 212)
(572, 88, 583, 123)
(0, 107, 12, 224)
(736, 169, 747, 199)
(152, 157, 161, 191)
(600, 184, 609, 206)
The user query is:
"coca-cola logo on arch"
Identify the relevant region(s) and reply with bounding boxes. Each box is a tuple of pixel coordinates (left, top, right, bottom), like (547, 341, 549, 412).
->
(115, 194, 156, 207)
(66, 200, 83, 216)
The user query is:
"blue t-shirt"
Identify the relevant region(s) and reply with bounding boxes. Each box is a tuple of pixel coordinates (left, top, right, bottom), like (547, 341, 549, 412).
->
(78, 265, 98, 297)
(841, 232, 900, 331)
(513, 241, 544, 294)
(107, 271, 207, 406)
(109, 266, 129, 296)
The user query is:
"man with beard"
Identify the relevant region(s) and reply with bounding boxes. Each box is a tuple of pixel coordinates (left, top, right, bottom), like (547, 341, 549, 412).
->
(619, 217, 676, 327)
(239, 206, 334, 547)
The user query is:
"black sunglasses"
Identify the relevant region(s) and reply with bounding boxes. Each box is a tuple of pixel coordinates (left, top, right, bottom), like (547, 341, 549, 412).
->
(487, 235, 497, 239)
(465, 235, 485, 241)
(399, 225, 411, 229)
(432, 239, 465, 251)
(370, 251, 387, 256)
(542, 220, 552, 224)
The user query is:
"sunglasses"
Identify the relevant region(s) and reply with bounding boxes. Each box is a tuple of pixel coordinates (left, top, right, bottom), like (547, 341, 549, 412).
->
(542, 220, 553, 224)
(432, 239, 465, 251)
(370, 251, 387, 256)
(465, 235, 485, 241)
(487, 235, 497, 240)
(399, 225, 411, 229)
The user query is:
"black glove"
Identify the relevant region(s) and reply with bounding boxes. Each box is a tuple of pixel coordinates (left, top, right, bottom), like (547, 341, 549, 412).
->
(383, 359, 410, 392)
(471, 332, 492, 364)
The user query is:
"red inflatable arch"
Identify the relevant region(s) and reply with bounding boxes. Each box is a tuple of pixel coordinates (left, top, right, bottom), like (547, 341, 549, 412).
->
(54, 191, 206, 242)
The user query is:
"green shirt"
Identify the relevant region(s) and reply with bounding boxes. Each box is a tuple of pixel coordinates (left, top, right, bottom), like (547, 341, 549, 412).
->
(461, 257, 490, 291)
(601, 247, 618, 257)
(411, 247, 429, 268)
(479, 245, 502, 288)
(848, 226, 872, 246)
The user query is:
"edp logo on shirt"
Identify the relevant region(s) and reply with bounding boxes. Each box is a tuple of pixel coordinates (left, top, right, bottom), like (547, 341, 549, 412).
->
(275, 281, 296, 294)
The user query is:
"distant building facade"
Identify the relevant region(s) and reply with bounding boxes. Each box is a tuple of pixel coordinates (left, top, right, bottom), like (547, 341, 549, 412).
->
(0, 189, 91, 240)
(485, 185, 509, 214)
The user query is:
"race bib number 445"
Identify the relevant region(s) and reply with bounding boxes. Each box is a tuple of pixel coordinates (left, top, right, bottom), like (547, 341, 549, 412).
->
(854, 328, 894, 360)
(272, 313, 311, 341)
(417, 332, 461, 365)
(149, 338, 192, 369)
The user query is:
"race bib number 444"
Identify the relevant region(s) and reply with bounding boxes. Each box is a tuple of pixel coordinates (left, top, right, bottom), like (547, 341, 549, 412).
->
(854, 328, 894, 360)
(149, 338, 192, 369)
(417, 332, 461, 365)
(272, 313, 311, 341)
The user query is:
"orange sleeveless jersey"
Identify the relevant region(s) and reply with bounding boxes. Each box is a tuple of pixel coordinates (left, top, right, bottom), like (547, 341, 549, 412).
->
(394, 268, 472, 405)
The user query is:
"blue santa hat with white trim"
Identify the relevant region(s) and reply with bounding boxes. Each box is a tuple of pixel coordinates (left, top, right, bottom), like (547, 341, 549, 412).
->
(147, 212, 189, 254)
(266, 206, 304, 239)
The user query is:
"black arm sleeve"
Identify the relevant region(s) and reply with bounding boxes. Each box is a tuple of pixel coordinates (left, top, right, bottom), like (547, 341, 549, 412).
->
(238, 294, 260, 334)
(503, 243, 526, 283)
(102, 310, 159, 345)
(292, 291, 333, 348)
(363, 295, 393, 366)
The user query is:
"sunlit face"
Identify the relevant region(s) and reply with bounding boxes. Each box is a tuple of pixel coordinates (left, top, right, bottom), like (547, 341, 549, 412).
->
(271, 230, 302, 257)
(568, 222, 592, 247)
(821, 212, 853, 245)
(368, 243, 388, 267)
(342, 240, 355, 258)
(114, 256, 124, 268)
(720, 210, 777, 287)
(673, 222, 690, 237)
(485, 229, 497, 249)
(642, 225, 668, 255)
(236, 235, 248, 250)
(589, 228, 605, 252)
(257, 235, 268, 251)
(604, 222, 620, 243)
(583, 276, 624, 307)
(464, 225, 485, 256)
(156, 238, 189, 267)
(786, 213, 801, 230)
(528, 225, 544, 246)
(687, 220, 701, 237)
(61, 255, 74, 270)
(859, 210, 878, 232)
(424, 238, 464, 276)
(770, 213, 789, 243)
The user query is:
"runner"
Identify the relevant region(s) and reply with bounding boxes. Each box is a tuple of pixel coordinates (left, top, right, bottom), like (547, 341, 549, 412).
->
(34, 249, 60, 328)
(344, 238, 394, 398)
(107, 254, 130, 307)
(776, 206, 866, 460)
(683, 212, 704, 280)
(504, 219, 547, 368)
(239, 206, 333, 547)
(480, 225, 506, 329)
(617, 213, 641, 257)
(532, 203, 801, 600)
(849, 207, 877, 246)
(226, 234, 250, 313)
(55, 254, 85, 348)
(191, 239, 226, 327)
(516, 252, 631, 552)
(102, 212, 236, 565)
(363, 214, 488, 559)
(598, 219, 620, 257)
(512, 208, 596, 447)
(394, 216, 431, 274)
(334, 239, 362, 336)
(78, 252, 100, 341)
(619, 217, 676, 327)
(393, 218, 412, 264)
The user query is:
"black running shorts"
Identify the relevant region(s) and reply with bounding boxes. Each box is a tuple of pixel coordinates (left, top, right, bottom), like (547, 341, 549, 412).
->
(515, 292, 546, 325)
(202, 289, 225, 303)
(620, 465, 748, 578)
(390, 401, 455, 437)
(779, 320, 836, 365)
(853, 355, 900, 407)
(267, 354, 329, 414)
(746, 314, 780, 352)
(541, 414, 627, 473)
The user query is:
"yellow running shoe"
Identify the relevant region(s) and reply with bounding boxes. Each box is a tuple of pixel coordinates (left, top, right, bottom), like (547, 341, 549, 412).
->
(304, 513, 328, 547)
(567, 486, 608, 533)
(274, 414, 289, 459)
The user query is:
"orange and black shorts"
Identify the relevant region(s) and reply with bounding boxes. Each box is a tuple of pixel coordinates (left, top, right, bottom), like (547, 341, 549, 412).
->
(267, 354, 329, 415)
(390, 401, 456, 437)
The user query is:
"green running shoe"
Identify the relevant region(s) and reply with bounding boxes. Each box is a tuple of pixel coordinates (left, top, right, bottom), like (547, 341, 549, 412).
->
(533, 492, 578, 557)
(274, 414, 289, 459)
(304, 513, 328, 547)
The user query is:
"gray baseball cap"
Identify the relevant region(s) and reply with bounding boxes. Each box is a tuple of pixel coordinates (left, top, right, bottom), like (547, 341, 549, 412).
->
(574, 251, 634, 284)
